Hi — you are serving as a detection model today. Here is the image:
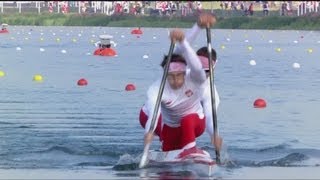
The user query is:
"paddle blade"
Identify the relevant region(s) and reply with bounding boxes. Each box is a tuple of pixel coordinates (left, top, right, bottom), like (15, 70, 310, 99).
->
(139, 143, 150, 168)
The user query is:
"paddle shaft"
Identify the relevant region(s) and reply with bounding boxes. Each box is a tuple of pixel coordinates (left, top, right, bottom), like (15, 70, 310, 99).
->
(206, 27, 221, 164)
(139, 41, 175, 168)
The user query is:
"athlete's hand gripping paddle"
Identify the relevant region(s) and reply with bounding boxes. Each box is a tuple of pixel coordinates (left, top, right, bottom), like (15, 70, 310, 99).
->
(139, 40, 175, 169)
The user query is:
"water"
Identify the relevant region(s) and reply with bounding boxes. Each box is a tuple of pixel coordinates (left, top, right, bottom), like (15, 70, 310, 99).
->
(0, 26, 320, 179)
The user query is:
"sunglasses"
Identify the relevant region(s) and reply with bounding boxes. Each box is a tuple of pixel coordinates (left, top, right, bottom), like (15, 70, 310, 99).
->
(205, 70, 210, 73)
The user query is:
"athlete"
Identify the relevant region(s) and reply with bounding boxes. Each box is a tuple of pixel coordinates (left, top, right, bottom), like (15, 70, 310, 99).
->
(139, 13, 222, 151)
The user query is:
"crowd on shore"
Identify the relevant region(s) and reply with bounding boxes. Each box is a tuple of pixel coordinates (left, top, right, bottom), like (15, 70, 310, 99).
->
(1, 1, 319, 17)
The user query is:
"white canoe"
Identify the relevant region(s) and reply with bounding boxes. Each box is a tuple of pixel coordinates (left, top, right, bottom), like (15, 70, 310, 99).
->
(147, 147, 218, 176)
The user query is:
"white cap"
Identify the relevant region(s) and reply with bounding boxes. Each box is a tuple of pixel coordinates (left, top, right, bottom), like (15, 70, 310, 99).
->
(99, 34, 113, 45)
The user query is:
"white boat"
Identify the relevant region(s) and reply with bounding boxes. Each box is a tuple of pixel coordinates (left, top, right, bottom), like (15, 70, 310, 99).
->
(146, 147, 218, 177)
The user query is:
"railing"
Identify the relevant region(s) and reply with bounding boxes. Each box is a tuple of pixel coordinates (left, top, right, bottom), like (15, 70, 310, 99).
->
(297, 1, 319, 16)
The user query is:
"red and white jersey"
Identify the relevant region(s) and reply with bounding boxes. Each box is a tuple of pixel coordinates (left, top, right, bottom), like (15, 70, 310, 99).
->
(177, 23, 221, 136)
(144, 39, 206, 133)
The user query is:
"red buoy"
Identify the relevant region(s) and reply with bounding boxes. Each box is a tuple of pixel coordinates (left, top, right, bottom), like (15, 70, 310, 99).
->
(254, 98, 266, 108)
(77, 78, 88, 86)
(125, 84, 136, 91)
(131, 29, 143, 35)
(0, 29, 9, 33)
(93, 48, 117, 56)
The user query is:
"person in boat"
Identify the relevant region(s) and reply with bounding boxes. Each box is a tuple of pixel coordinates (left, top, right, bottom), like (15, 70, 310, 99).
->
(196, 46, 223, 151)
(1, 24, 7, 31)
(139, 49, 222, 152)
(93, 35, 116, 56)
(174, 13, 223, 150)
(143, 28, 207, 152)
(139, 13, 222, 152)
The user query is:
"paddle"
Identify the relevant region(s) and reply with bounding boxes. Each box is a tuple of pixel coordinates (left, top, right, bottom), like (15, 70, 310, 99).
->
(139, 40, 175, 169)
(206, 26, 221, 164)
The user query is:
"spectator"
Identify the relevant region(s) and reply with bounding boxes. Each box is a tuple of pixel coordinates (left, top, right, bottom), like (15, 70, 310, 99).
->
(263, 2, 269, 16)
(224, 2, 229, 10)
(240, 2, 245, 11)
(48, 3, 53, 13)
(135, 2, 141, 15)
(123, 1, 129, 13)
(171, 2, 177, 15)
(248, 3, 254, 16)
(281, 2, 287, 16)
(196, 1, 203, 14)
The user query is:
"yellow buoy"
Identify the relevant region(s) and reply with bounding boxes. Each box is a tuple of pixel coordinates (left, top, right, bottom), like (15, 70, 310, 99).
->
(0, 71, 5, 77)
(221, 45, 225, 49)
(248, 46, 253, 51)
(33, 74, 43, 82)
(56, 38, 61, 42)
(276, 48, 281, 52)
(308, 49, 313, 53)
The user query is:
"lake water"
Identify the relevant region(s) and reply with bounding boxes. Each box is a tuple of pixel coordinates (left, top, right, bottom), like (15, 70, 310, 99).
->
(0, 25, 320, 179)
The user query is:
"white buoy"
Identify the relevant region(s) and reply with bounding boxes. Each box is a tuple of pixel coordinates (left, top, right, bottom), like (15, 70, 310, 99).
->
(143, 55, 149, 59)
(16, 47, 21, 51)
(61, 49, 67, 54)
(293, 40, 298, 43)
(292, 63, 300, 69)
(52, 33, 56, 36)
(92, 34, 96, 37)
(226, 38, 231, 41)
(78, 33, 82, 37)
(244, 39, 249, 43)
(249, 60, 256, 66)
(121, 35, 125, 38)
(153, 36, 157, 39)
(40, 48, 45, 52)
(268, 40, 273, 43)
(86, 52, 91, 55)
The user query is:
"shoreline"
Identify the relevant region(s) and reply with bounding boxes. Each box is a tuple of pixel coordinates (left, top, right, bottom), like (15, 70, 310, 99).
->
(1, 13, 320, 30)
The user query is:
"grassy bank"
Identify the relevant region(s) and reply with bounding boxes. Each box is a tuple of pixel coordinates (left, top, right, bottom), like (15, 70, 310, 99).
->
(1, 13, 320, 30)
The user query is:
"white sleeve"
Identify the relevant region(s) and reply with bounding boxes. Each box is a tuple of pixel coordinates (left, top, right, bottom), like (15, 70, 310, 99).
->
(144, 80, 162, 134)
(203, 84, 220, 136)
(174, 23, 201, 55)
(179, 39, 206, 84)
(186, 23, 202, 45)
